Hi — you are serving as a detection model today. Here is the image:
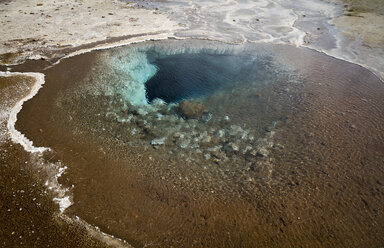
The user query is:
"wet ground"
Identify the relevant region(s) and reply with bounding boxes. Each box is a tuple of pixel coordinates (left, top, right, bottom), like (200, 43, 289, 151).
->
(0, 141, 110, 248)
(0, 75, 109, 247)
(10, 40, 384, 247)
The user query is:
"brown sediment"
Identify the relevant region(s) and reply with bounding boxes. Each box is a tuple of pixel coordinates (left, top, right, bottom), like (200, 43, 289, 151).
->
(0, 75, 110, 247)
(261, 46, 384, 246)
(0, 141, 110, 248)
(13, 41, 384, 247)
(0, 52, 22, 65)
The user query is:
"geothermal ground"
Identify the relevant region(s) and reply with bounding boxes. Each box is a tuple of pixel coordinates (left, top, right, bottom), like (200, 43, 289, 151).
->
(1, 0, 384, 247)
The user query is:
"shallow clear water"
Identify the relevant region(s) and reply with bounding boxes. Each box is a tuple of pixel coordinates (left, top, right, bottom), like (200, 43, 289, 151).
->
(15, 40, 384, 247)
(16, 40, 304, 246)
(70, 41, 299, 161)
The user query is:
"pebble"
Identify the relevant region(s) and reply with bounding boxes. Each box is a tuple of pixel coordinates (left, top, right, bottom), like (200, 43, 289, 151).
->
(150, 137, 165, 146)
(178, 100, 205, 119)
(224, 143, 239, 153)
(215, 130, 225, 138)
(256, 147, 268, 157)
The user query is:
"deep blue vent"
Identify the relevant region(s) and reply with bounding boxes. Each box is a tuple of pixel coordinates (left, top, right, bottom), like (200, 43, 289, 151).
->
(145, 52, 253, 103)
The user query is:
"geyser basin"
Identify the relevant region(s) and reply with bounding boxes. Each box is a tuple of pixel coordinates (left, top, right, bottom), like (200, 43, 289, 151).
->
(16, 40, 304, 246)
(19, 40, 370, 247)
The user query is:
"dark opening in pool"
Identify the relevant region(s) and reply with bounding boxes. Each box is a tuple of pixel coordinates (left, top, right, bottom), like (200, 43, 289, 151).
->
(145, 52, 254, 103)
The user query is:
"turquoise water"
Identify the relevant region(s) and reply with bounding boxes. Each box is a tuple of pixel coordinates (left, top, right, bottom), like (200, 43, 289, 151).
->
(91, 43, 283, 110)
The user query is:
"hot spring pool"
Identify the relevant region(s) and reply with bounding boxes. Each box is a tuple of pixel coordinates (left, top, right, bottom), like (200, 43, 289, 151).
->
(18, 39, 384, 247)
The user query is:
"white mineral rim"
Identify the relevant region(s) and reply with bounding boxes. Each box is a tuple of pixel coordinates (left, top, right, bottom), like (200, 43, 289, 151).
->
(3, 72, 48, 153)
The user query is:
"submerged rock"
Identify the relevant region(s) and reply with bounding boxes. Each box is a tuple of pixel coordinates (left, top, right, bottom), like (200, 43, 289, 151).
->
(178, 100, 205, 119)
(256, 147, 268, 157)
(150, 137, 166, 146)
(223, 142, 240, 154)
(201, 112, 212, 123)
(229, 125, 243, 136)
(176, 138, 191, 149)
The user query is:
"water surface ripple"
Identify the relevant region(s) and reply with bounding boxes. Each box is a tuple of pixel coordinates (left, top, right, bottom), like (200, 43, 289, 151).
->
(16, 40, 384, 247)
